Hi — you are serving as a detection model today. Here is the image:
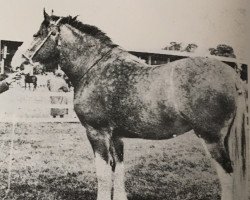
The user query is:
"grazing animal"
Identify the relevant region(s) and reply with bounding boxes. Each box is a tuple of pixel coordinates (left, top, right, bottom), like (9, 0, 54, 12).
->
(24, 73, 37, 90)
(20, 10, 248, 200)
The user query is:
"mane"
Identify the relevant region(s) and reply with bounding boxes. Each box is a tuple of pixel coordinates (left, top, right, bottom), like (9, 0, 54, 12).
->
(51, 15, 115, 46)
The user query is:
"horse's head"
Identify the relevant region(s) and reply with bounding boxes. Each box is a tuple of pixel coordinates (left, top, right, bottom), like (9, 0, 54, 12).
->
(23, 9, 62, 67)
(23, 9, 116, 84)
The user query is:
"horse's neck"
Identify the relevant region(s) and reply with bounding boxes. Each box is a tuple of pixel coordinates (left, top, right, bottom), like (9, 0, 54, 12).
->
(58, 25, 148, 88)
(58, 25, 114, 87)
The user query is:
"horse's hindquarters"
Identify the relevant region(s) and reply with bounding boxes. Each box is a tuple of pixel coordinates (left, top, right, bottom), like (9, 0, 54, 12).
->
(172, 58, 247, 200)
(172, 58, 237, 135)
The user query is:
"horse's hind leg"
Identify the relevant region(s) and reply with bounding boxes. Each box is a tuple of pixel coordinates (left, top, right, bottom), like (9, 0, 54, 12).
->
(212, 158, 233, 200)
(197, 122, 233, 200)
(204, 148, 233, 200)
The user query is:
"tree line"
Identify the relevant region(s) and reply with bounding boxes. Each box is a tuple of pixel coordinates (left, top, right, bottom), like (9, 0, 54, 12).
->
(163, 42, 236, 58)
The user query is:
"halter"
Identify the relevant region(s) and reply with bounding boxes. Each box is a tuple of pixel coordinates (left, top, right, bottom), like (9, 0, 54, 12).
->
(22, 17, 63, 65)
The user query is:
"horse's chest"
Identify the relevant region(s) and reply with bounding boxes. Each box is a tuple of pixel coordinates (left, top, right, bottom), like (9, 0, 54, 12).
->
(73, 86, 110, 128)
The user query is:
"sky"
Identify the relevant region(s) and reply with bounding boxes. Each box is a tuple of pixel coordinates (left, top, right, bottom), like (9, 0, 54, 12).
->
(0, 0, 249, 60)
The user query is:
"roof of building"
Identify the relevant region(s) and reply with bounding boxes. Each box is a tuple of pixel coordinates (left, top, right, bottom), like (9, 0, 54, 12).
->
(128, 48, 247, 65)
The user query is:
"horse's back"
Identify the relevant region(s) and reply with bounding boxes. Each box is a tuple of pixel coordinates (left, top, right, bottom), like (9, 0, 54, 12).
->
(170, 57, 238, 135)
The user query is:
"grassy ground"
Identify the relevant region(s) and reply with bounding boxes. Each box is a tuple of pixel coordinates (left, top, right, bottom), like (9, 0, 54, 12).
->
(0, 122, 220, 200)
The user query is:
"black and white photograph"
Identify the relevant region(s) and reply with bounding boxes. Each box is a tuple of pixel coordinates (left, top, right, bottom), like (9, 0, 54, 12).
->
(0, 0, 249, 199)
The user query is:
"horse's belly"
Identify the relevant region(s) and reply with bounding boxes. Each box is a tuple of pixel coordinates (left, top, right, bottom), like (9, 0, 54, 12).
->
(113, 108, 192, 140)
(75, 101, 191, 140)
(117, 120, 191, 140)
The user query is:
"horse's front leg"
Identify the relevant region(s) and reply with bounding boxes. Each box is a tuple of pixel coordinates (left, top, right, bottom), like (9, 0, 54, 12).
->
(111, 137, 127, 200)
(86, 126, 113, 200)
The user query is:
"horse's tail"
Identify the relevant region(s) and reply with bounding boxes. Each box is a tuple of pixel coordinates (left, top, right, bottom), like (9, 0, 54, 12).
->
(228, 86, 248, 200)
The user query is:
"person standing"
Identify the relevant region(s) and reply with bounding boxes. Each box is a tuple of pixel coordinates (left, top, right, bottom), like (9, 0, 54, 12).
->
(47, 70, 70, 118)
(0, 73, 20, 94)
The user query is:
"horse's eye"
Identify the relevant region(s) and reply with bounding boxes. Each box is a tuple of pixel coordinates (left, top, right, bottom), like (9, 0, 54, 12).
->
(51, 31, 57, 36)
(33, 33, 40, 37)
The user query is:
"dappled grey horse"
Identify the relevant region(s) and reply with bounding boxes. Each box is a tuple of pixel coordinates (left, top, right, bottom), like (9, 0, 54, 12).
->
(20, 10, 248, 200)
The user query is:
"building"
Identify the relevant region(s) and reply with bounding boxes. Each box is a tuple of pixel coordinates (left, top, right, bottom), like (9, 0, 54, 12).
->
(0, 39, 23, 74)
(0, 39, 247, 81)
(128, 49, 247, 81)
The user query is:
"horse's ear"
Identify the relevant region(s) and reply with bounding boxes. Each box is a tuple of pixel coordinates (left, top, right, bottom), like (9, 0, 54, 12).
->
(51, 9, 54, 16)
(72, 15, 78, 21)
(43, 8, 50, 22)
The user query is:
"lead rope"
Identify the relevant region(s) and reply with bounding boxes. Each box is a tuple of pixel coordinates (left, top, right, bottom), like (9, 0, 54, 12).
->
(3, 115, 17, 200)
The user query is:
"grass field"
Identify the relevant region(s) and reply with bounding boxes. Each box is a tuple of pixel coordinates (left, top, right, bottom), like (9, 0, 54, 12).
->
(0, 122, 221, 200)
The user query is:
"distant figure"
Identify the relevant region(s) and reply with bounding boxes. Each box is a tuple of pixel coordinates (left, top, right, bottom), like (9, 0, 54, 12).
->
(24, 73, 37, 90)
(47, 69, 70, 118)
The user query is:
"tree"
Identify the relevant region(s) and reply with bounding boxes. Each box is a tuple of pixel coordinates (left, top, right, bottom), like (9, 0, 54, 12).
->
(163, 42, 182, 51)
(209, 44, 236, 58)
(163, 42, 198, 52)
(181, 43, 198, 53)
